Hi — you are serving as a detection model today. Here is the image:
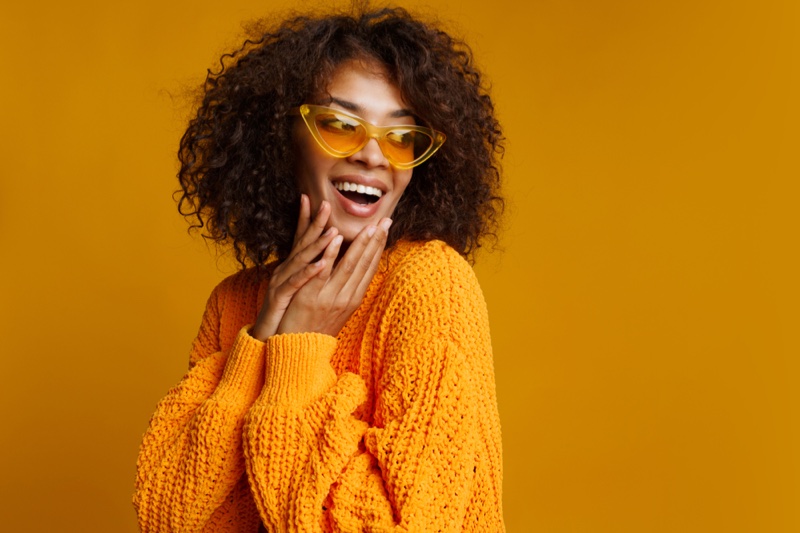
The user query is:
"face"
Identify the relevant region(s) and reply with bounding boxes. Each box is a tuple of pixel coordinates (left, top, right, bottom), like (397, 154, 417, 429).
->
(294, 59, 415, 243)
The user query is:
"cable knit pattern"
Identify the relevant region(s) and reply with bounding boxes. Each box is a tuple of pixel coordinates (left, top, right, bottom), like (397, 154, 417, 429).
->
(134, 240, 504, 532)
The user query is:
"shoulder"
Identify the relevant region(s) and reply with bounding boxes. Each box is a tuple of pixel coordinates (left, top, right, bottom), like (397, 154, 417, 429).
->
(205, 267, 265, 312)
(380, 240, 485, 315)
(374, 242, 492, 374)
(384, 240, 479, 293)
(211, 266, 264, 300)
(386, 239, 474, 281)
(201, 266, 270, 351)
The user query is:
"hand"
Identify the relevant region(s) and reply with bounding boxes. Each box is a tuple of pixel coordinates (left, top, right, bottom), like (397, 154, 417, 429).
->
(276, 216, 392, 337)
(250, 195, 341, 341)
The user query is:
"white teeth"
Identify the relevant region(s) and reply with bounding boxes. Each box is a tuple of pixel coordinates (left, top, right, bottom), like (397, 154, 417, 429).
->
(334, 181, 383, 198)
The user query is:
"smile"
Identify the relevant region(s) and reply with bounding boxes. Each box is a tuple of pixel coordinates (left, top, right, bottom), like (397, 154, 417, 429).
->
(333, 180, 383, 205)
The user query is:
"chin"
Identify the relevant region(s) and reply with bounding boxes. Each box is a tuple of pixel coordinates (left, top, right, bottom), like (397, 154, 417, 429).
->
(326, 185, 397, 243)
(331, 215, 381, 243)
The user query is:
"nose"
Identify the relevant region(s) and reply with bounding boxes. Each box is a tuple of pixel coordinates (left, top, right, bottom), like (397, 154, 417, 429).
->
(347, 136, 389, 169)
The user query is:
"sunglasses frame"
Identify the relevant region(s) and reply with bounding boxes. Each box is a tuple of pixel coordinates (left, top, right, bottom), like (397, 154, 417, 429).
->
(294, 104, 446, 170)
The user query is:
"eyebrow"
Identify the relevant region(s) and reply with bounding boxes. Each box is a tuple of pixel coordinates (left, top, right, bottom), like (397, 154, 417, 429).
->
(326, 96, 414, 119)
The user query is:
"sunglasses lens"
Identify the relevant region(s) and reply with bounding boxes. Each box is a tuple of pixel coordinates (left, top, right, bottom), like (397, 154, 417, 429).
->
(314, 112, 367, 153)
(382, 129, 434, 165)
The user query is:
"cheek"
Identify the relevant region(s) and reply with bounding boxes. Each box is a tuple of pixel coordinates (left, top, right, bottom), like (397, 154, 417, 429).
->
(294, 136, 330, 192)
(394, 170, 414, 196)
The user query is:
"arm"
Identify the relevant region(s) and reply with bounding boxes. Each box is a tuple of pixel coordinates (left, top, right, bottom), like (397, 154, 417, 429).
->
(133, 279, 264, 533)
(242, 244, 504, 532)
(133, 196, 388, 532)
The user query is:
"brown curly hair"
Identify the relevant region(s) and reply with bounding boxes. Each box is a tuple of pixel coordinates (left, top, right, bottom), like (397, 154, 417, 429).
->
(177, 4, 503, 267)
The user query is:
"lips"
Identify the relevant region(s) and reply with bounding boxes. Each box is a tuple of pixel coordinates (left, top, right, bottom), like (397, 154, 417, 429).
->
(329, 178, 386, 218)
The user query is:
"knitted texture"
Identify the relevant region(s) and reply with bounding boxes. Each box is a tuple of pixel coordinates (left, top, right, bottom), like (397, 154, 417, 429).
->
(134, 240, 504, 532)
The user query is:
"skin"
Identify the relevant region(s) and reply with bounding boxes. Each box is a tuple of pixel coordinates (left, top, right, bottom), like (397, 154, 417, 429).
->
(251, 59, 415, 340)
(295, 59, 415, 242)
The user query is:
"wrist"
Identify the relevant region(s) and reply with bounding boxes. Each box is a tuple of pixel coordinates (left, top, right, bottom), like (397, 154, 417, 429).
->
(250, 318, 277, 342)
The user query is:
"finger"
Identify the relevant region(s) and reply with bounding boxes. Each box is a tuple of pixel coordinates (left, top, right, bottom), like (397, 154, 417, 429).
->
(274, 255, 329, 302)
(283, 200, 331, 271)
(300, 234, 344, 293)
(293, 194, 311, 243)
(352, 219, 391, 296)
(274, 234, 342, 335)
(254, 244, 329, 340)
(343, 218, 390, 296)
(272, 226, 339, 287)
(328, 225, 374, 285)
(291, 201, 332, 257)
(317, 234, 344, 280)
(330, 218, 389, 291)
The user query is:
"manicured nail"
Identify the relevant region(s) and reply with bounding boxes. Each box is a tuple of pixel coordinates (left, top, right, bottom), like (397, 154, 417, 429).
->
(323, 227, 334, 236)
(367, 226, 377, 237)
(333, 235, 344, 246)
(379, 219, 393, 232)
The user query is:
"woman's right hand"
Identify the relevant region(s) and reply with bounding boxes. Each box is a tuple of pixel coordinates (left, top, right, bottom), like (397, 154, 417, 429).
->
(275, 215, 390, 337)
(250, 194, 342, 341)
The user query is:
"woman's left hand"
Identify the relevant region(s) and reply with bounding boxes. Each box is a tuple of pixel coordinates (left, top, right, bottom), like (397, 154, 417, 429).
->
(276, 218, 392, 337)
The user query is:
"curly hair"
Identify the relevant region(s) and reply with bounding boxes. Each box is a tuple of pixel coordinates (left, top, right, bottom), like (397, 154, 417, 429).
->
(177, 4, 503, 267)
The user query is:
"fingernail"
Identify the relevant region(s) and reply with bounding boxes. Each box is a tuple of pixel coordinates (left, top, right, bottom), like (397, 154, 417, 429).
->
(323, 227, 334, 236)
(379, 219, 393, 232)
(333, 235, 344, 246)
(318, 201, 327, 214)
(367, 226, 377, 237)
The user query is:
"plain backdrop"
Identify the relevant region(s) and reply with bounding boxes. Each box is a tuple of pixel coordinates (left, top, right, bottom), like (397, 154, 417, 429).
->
(1, 0, 798, 531)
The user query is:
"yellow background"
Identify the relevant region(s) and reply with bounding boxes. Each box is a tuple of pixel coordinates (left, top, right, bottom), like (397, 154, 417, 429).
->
(1, 0, 798, 531)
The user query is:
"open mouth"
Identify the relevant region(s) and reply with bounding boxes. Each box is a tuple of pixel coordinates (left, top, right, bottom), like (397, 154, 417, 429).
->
(334, 181, 383, 205)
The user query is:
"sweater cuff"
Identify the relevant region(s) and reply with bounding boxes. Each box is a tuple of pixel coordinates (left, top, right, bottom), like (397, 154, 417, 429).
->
(212, 326, 266, 405)
(262, 333, 338, 406)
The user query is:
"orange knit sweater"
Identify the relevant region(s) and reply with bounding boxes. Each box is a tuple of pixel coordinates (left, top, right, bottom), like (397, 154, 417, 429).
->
(134, 240, 504, 532)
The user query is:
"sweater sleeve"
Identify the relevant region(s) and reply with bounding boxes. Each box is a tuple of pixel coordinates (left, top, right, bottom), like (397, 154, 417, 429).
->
(242, 246, 504, 532)
(133, 281, 264, 533)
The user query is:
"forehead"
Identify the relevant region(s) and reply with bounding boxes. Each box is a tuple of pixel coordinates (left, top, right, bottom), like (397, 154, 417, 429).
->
(318, 59, 410, 119)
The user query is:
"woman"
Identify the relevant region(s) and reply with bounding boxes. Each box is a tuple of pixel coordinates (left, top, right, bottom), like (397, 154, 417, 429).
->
(134, 5, 504, 532)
